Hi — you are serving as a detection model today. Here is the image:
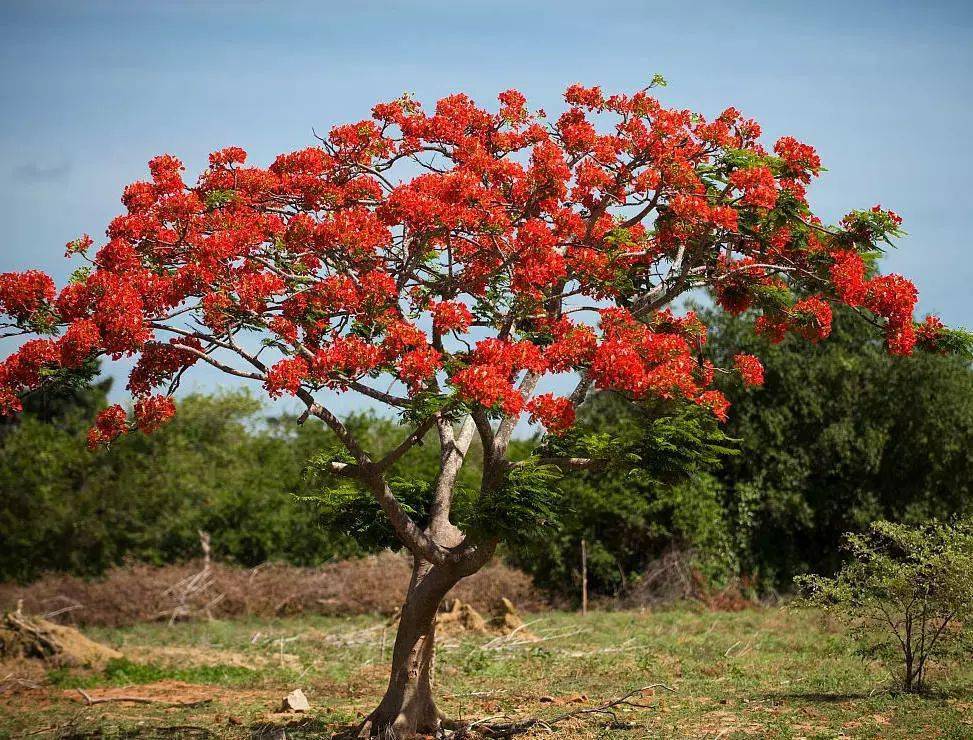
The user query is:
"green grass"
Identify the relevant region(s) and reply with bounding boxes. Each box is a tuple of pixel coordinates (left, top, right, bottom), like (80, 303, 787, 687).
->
(46, 658, 260, 689)
(2, 607, 972, 738)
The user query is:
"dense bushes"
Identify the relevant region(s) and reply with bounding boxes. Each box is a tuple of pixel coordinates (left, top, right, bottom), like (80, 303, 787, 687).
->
(0, 385, 361, 581)
(711, 306, 973, 589)
(510, 394, 739, 598)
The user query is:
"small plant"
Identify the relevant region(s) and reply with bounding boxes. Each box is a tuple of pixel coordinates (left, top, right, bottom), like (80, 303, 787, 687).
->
(796, 519, 973, 693)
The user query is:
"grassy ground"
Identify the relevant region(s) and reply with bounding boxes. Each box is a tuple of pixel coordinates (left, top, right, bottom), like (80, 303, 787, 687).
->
(1, 606, 972, 739)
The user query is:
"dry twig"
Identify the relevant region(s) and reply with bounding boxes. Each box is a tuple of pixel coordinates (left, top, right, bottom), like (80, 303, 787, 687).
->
(470, 683, 676, 737)
(76, 688, 213, 708)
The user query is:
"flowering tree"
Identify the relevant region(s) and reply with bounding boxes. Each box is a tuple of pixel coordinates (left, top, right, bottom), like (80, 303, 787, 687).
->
(1, 80, 969, 735)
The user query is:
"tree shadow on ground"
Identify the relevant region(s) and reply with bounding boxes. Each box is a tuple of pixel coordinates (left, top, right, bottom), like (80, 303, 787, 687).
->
(757, 690, 877, 703)
(250, 717, 339, 739)
(762, 681, 970, 704)
(60, 728, 214, 739)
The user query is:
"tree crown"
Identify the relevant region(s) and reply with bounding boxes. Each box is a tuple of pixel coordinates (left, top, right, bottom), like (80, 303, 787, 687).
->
(1, 82, 969, 560)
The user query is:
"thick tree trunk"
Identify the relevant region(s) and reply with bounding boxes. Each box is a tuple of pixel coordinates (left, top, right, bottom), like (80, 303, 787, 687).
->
(361, 555, 461, 738)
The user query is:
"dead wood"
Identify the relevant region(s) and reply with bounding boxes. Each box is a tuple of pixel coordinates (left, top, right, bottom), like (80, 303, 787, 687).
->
(75, 688, 214, 708)
(469, 684, 676, 737)
(0, 606, 121, 667)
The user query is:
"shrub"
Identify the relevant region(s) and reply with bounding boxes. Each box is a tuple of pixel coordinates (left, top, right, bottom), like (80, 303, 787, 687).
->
(796, 519, 973, 692)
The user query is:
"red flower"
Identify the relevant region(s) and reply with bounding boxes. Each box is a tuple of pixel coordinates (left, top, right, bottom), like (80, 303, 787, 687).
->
(0, 270, 56, 322)
(773, 136, 821, 182)
(265, 356, 309, 397)
(729, 166, 778, 209)
(431, 301, 473, 335)
(87, 405, 128, 449)
(526, 393, 575, 435)
(697, 390, 730, 422)
(915, 315, 947, 353)
(398, 346, 442, 390)
(128, 338, 201, 396)
(830, 250, 867, 306)
(209, 146, 248, 167)
(790, 296, 833, 342)
(755, 314, 789, 344)
(733, 354, 765, 387)
(134, 395, 176, 433)
(58, 319, 101, 368)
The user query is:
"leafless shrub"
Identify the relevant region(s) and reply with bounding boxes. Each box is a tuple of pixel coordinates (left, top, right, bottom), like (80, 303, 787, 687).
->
(0, 552, 548, 628)
(617, 548, 756, 611)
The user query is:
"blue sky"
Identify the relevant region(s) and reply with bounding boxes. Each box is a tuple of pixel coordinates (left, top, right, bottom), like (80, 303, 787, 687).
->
(1, 0, 971, 417)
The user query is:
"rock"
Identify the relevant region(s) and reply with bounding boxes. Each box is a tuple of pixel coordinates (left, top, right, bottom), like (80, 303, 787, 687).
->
(280, 688, 309, 713)
(0, 609, 122, 667)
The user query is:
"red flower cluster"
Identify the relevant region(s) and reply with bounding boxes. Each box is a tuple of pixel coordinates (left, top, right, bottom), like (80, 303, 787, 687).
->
(0, 270, 55, 322)
(0, 82, 955, 442)
(58, 319, 101, 367)
(265, 356, 309, 397)
(451, 339, 546, 414)
(134, 394, 176, 433)
(87, 405, 128, 449)
(915, 315, 948, 353)
(863, 275, 918, 355)
(715, 259, 777, 316)
(790, 296, 833, 342)
(431, 301, 473, 334)
(773, 136, 821, 182)
(729, 166, 778, 209)
(733, 354, 765, 387)
(526, 393, 575, 435)
(398, 346, 442, 390)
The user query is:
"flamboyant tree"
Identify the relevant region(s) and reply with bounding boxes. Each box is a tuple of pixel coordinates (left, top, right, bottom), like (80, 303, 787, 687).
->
(1, 79, 969, 735)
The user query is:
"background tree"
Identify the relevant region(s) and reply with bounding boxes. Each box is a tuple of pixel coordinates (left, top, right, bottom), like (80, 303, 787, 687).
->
(516, 303, 973, 602)
(0, 385, 363, 581)
(707, 304, 973, 588)
(512, 392, 737, 599)
(1, 81, 968, 735)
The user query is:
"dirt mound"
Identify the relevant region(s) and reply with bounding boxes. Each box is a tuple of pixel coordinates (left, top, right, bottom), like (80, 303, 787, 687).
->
(387, 597, 535, 639)
(0, 608, 121, 667)
(490, 596, 531, 634)
(436, 598, 489, 636)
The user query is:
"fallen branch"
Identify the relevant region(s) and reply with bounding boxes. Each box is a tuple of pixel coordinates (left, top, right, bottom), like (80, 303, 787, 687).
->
(76, 688, 213, 708)
(470, 683, 676, 737)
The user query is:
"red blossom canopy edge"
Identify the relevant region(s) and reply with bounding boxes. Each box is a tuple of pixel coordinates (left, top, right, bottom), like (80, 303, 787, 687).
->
(1, 82, 967, 562)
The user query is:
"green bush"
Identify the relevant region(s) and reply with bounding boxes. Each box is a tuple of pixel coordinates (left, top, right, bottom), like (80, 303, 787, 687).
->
(796, 519, 973, 693)
(0, 385, 361, 581)
(707, 305, 973, 589)
(510, 393, 739, 598)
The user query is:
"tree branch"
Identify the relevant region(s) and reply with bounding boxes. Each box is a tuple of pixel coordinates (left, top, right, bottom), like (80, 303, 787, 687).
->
(511, 456, 604, 471)
(375, 412, 440, 472)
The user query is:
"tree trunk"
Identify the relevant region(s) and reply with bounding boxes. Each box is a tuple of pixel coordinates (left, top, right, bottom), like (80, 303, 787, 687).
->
(361, 555, 461, 738)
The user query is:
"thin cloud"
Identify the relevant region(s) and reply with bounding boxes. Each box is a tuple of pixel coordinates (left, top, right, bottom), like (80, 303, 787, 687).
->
(11, 161, 72, 182)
